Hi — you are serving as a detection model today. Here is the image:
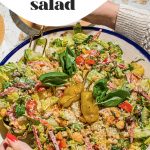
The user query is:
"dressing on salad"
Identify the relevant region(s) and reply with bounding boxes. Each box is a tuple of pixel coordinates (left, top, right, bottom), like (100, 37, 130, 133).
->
(0, 24, 150, 150)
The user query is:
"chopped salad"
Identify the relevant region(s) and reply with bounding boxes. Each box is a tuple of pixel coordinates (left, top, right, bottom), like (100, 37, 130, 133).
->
(0, 24, 150, 150)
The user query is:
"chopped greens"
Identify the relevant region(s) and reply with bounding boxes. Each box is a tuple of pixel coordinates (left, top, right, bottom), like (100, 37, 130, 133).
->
(59, 46, 76, 76)
(0, 23, 149, 150)
(93, 79, 130, 106)
(15, 104, 25, 117)
(39, 72, 69, 87)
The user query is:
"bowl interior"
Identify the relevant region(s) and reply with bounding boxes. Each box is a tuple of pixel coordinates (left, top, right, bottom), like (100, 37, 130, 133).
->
(0, 27, 150, 143)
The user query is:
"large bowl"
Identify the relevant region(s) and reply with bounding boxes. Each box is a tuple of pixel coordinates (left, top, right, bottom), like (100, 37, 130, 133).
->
(0, 26, 150, 143)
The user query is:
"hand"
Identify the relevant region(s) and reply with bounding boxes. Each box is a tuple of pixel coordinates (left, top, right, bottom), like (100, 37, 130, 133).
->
(0, 140, 9, 150)
(83, 1, 119, 29)
(0, 133, 32, 150)
(6, 139, 32, 150)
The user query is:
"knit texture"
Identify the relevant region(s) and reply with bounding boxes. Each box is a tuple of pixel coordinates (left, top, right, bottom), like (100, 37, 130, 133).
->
(115, 4, 150, 52)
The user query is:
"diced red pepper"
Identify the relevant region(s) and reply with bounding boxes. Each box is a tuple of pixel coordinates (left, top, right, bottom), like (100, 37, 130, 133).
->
(103, 58, 109, 64)
(37, 87, 46, 92)
(85, 59, 96, 65)
(75, 56, 85, 65)
(119, 101, 132, 113)
(59, 139, 67, 149)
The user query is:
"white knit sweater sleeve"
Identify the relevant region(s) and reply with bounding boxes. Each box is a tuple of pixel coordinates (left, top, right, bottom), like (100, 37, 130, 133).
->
(115, 4, 150, 52)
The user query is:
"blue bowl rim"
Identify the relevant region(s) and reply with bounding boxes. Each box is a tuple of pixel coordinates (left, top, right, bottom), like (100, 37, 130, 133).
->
(0, 26, 150, 65)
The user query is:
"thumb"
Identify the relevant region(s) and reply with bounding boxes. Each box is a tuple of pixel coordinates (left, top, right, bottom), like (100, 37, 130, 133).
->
(7, 139, 32, 150)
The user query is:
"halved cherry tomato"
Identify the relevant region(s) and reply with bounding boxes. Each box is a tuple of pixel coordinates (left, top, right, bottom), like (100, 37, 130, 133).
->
(59, 139, 67, 149)
(26, 100, 37, 116)
(85, 59, 96, 65)
(76, 56, 85, 65)
(119, 101, 132, 113)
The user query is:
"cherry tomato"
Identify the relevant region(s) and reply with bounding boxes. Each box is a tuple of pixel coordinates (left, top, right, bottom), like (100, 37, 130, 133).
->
(85, 59, 96, 65)
(119, 101, 132, 113)
(76, 56, 85, 65)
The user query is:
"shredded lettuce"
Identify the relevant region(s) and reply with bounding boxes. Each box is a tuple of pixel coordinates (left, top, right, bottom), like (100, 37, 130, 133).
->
(73, 22, 83, 34)
(134, 126, 150, 138)
(0, 62, 17, 75)
(0, 99, 9, 109)
(97, 40, 109, 49)
(70, 123, 84, 132)
(7, 92, 19, 102)
(87, 70, 107, 82)
(47, 117, 59, 127)
(0, 72, 9, 83)
(36, 38, 47, 46)
(41, 96, 59, 111)
(108, 42, 123, 56)
(50, 38, 63, 47)
(73, 33, 88, 44)
(24, 48, 49, 62)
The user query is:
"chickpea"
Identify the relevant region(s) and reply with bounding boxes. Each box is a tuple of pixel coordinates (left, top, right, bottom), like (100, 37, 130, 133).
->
(107, 138, 118, 144)
(71, 132, 83, 143)
(55, 118, 68, 127)
(61, 131, 68, 137)
(110, 107, 121, 118)
(116, 120, 125, 130)
(106, 115, 115, 126)
(0, 108, 7, 117)
(121, 131, 129, 138)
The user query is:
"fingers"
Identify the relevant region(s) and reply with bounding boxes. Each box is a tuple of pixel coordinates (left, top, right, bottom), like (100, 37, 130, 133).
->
(5, 133, 32, 150)
(6, 133, 18, 142)
(7, 139, 32, 150)
(0, 139, 9, 150)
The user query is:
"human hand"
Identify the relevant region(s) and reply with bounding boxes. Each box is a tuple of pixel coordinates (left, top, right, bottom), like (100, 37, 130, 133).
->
(84, 1, 119, 29)
(0, 140, 9, 150)
(0, 133, 32, 150)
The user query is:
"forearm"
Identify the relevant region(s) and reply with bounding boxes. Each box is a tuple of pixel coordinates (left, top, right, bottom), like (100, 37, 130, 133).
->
(84, 1, 150, 51)
(84, 1, 119, 29)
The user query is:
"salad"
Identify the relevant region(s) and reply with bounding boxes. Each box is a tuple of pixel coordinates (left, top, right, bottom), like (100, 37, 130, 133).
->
(0, 24, 150, 150)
